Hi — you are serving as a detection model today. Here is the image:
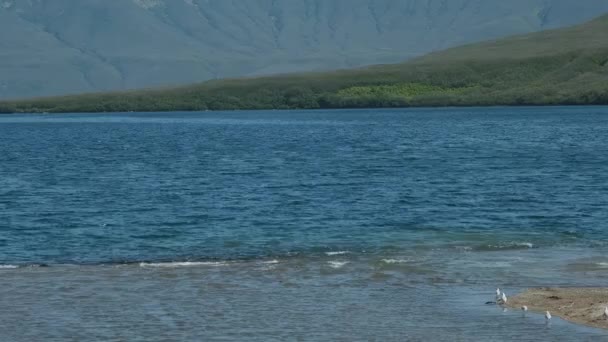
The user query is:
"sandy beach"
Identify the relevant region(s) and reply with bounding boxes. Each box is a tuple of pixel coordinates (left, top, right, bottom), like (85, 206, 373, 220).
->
(508, 288, 608, 329)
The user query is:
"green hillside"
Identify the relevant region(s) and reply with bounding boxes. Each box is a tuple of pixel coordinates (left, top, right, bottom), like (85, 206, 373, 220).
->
(2, 14, 608, 113)
(3, 0, 608, 99)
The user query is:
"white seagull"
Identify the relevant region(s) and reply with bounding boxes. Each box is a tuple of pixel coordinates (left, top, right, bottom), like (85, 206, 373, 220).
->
(496, 288, 501, 297)
(603, 307, 608, 319)
(521, 305, 528, 312)
(501, 292, 508, 304)
(545, 311, 552, 321)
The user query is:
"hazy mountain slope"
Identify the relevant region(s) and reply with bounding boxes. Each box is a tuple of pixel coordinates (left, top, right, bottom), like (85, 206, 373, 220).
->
(2, 0, 608, 99)
(416, 11, 608, 62)
(4, 13, 607, 113)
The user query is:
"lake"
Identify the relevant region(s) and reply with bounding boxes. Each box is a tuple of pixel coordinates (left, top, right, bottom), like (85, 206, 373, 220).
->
(1, 107, 608, 340)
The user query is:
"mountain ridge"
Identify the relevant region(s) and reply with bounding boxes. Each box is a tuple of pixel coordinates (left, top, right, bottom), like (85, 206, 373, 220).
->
(2, 0, 608, 99)
(2, 13, 607, 113)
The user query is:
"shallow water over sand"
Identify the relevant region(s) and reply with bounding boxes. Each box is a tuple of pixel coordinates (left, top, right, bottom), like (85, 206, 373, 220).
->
(1, 107, 608, 340)
(3, 249, 608, 341)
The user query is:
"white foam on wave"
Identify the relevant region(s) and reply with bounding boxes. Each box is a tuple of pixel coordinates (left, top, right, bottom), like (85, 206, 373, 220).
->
(0, 265, 18, 269)
(485, 242, 535, 250)
(466, 260, 513, 268)
(139, 261, 228, 268)
(325, 251, 349, 256)
(381, 258, 411, 264)
(595, 262, 608, 268)
(258, 260, 280, 271)
(260, 259, 279, 265)
(327, 261, 349, 269)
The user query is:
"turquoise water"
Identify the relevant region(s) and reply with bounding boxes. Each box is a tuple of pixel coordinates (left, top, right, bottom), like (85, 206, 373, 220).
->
(1, 107, 608, 340)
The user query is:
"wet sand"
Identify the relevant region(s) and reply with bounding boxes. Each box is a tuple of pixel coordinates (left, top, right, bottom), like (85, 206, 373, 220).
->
(508, 288, 608, 329)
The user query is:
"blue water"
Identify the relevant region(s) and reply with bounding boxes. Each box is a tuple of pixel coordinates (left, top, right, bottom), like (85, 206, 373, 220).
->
(1, 107, 608, 341)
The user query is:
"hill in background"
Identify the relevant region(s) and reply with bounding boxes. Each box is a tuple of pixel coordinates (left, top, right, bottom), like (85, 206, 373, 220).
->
(2, 13, 608, 113)
(2, 0, 608, 99)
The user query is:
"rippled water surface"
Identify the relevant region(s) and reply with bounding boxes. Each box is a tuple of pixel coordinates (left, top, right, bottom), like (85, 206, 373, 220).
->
(1, 107, 608, 341)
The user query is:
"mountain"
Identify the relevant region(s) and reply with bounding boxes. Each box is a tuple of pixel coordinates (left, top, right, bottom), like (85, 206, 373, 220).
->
(3, 13, 607, 113)
(2, 0, 608, 99)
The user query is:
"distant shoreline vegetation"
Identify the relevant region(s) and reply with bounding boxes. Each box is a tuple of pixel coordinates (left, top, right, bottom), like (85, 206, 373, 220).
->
(2, 15, 607, 114)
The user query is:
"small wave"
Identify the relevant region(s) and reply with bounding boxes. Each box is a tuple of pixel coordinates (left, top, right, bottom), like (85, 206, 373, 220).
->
(260, 260, 279, 265)
(489, 242, 534, 249)
(472, 242, 535, 251)
(595, 262, 608, 268)
(258, 259, 280, 271)
(381, 258, 411, 264)
(327, 261, 349, 269)
(325, 251, 349, 256)
(0, 265, 19, 269)
(139, 261, 229, 268)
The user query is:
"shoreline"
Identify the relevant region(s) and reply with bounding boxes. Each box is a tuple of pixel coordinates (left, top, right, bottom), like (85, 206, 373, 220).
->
(1, 104, 608, 116)
(507, 288, 608, 330)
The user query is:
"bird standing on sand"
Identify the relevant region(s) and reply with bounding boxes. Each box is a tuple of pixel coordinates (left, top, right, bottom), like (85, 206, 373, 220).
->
(496, 288, 501, 297)
(545, 311, 552, 321)
(500, 292, 508, 304)
(522, 306, 528, 312)
(603, 307, 608, 319)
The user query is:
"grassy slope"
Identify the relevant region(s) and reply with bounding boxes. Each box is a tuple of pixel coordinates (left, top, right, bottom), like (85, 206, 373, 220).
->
(1, 14, 608, 113)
